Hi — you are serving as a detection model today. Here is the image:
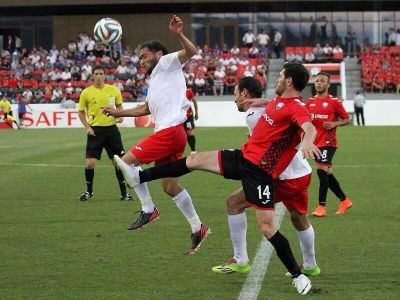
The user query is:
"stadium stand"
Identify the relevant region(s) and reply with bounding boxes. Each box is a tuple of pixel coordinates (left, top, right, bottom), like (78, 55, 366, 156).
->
(0, 35, 271, 103)
(361, 46, 400, 93)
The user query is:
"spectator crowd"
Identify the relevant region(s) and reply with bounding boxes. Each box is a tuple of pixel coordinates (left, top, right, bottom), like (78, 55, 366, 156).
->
(0, 32, 270, 104)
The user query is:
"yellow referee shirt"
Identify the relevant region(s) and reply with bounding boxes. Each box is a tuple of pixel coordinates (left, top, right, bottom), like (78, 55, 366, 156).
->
(78, 84, 123, 126)
(0, 99, 11, 114)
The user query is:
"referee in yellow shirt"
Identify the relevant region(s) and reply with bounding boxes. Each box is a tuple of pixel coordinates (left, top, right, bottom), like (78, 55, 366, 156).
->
(0, 92, 11, 120)
(77, 65, 132, 201)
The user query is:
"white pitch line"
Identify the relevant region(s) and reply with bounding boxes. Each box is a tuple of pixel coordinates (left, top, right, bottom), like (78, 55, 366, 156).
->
(0, 162, 109, 168)
(238, 202, 286, 300)
(0, 162, 396, 169)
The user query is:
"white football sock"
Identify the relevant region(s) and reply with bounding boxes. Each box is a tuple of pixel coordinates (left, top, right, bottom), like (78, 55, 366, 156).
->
(132, 166, 155, 213)
(228, 212, 249, 265)
(172, 189, 201, 233)
(296, 225, 317, 269)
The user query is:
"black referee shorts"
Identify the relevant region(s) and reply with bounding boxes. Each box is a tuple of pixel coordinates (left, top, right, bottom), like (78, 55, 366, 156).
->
(86, 125, 125, 160)
(220, 149, 275, 210)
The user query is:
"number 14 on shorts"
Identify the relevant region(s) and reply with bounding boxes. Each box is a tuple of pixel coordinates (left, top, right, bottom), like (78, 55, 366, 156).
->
(257, 184, 271, 204)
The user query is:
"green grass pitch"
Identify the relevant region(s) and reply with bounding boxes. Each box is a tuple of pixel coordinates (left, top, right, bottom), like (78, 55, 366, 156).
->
(1, 126, 399, 299)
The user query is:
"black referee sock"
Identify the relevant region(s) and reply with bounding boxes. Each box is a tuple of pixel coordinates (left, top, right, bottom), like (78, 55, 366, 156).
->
(187, 135, 196, 152)
(139, 158, 191, 183)
(115, 167, 127, 196)
(85, 168, 94, 193)
(268, 231, 302, 277)
(317, 169, 329, 206)
(328, 173, 347, 201)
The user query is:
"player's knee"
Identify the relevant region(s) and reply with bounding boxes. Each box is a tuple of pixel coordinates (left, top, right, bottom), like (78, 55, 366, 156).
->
(86, 160, 96, 169)
(289, 210, 309, 231)
(257, 218, 276, 238)
(162, 181, 181, 197)
(226, 195, 245, 214)
(186, 153, 201, 169)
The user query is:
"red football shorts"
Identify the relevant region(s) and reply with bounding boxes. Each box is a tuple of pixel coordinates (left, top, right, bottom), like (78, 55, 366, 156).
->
(130, 124, 187, 165)
(275, 174, 312, 214)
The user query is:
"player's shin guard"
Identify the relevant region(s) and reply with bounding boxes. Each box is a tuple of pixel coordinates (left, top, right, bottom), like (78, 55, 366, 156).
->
(133, 167, 155, 213)
(228, 213, 248, 264)
(172, 189, 201, 233)
(296, 225, 317, 269)
(268, 231, 302, 277)
(317, 169, 329, 206)
(115, 167, 127, 195)
(85, 168, 94, 193)
(139, 158, 192, 183)
(327, 174, 347, 201)
(187, 135, 196, 152)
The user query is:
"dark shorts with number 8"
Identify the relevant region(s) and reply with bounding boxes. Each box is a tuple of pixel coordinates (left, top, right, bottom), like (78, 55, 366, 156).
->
(218, 149, 275, 210)
(314, 146, 336, 166)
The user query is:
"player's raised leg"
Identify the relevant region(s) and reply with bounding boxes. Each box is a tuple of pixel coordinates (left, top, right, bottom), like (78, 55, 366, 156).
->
(114, 151, 158, 230)
(134, 151, 222, 185)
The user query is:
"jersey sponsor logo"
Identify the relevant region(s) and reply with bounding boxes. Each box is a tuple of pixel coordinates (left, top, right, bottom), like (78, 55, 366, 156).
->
(262, 113, 274, 125)
(276, 102, 284, 110)
(311, 113, 328, 120)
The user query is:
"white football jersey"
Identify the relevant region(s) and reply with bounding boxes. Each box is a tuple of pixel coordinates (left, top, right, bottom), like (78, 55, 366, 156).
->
(244, 105, 311, 180)
(146, 52, 191, 132)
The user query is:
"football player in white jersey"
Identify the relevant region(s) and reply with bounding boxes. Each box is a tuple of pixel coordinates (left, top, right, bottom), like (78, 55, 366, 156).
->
(211, 77, 320, 277)
(103, 15, 210, 254)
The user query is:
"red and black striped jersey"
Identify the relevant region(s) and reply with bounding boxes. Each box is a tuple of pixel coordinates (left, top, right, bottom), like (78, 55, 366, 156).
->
(305, 95, 349, 148)
(242, 96, 311, 179)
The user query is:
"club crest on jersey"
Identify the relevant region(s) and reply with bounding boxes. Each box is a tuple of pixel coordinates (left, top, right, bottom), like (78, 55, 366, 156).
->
(276, 102, 284, 110)
(323, 102, 328, 108)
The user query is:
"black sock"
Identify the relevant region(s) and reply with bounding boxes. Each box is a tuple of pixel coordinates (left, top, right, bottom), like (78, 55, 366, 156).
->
(115, 167, 127, 196)
(268, 231, 302, 277)
(328, 173, 346, 201)
(317, 169, 329, 206)
(187, 135, 196, 151)
(85, 168, 94, 193)
(139, 158, 191, 183)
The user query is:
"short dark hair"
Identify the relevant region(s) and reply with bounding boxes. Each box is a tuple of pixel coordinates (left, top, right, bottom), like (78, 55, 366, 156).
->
(282, 62, 309, 92)
(238, 77, 263, 98)
(140, 40, 169, 55)
(93, 65, 106, 73)
(316, 71, 331, 82)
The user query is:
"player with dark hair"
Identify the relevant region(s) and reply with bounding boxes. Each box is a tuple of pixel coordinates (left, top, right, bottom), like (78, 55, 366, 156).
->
(112, 63, 321, 295)
(210, 76, 320, 278)
(184, 87, 198, 153)
(103, 15, 210, 255)
(306, 72, 352, 217)
(77, 65, 133, 202)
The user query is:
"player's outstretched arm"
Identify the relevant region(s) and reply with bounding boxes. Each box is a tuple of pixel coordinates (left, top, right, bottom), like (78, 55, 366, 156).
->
(242, 98, 271, 107)
(169, 15, 197, 63)
(301, 122, 321, 159)
(102, 103, 150, 118)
